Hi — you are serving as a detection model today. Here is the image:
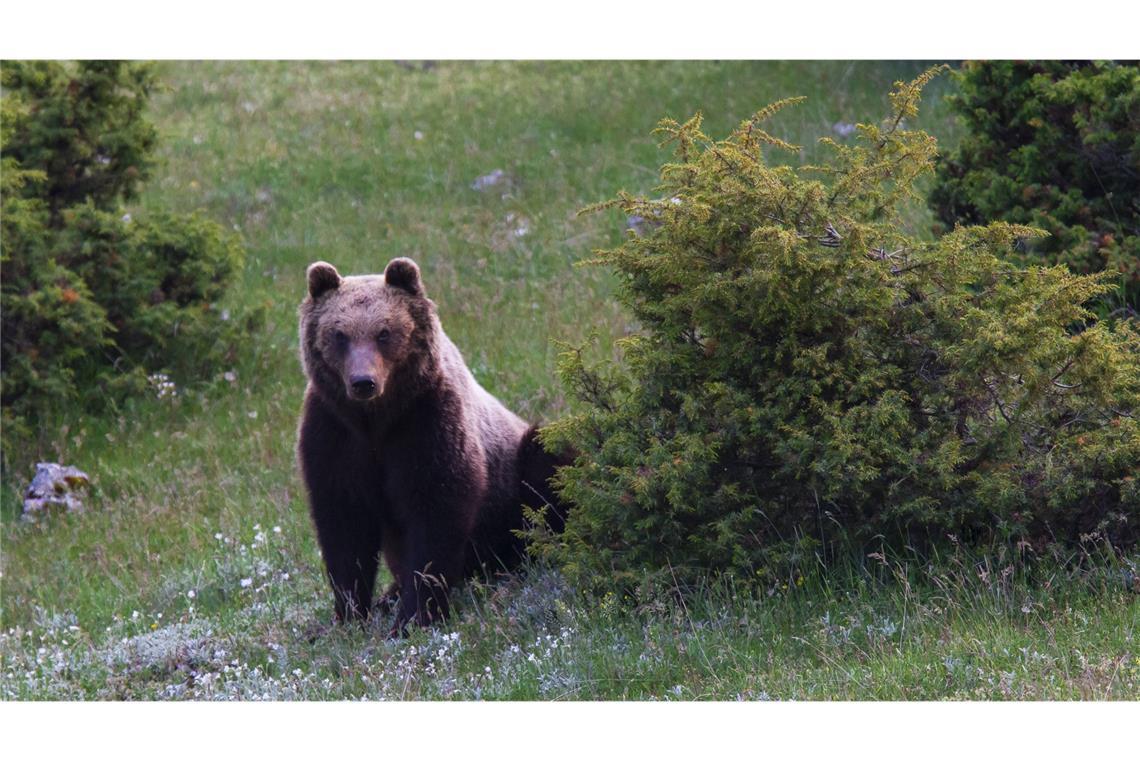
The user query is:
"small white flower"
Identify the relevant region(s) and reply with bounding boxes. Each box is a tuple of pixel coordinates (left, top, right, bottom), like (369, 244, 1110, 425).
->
(187, 589, 196, 599)
(121, 213, 132, 223)
(247, 411, 258, 419)
(240, 578, 253, 588)
(214, 532, 223, 540)
(272, 526, 281, 534)
(414, 130, 424, 140)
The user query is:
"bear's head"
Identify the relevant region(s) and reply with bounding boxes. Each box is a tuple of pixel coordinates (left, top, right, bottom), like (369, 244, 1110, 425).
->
(299, 257, 438, 405)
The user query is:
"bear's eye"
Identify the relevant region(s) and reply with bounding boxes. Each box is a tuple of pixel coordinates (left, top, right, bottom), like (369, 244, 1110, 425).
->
(333, 330, 349, 350)
(376, 328, 391, 344)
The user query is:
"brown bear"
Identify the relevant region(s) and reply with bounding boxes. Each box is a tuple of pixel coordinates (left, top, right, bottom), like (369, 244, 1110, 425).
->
(296, 257, 567, 637)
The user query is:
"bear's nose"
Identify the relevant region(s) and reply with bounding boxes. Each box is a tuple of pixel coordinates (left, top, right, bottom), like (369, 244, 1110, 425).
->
(349, 376, 377, 398)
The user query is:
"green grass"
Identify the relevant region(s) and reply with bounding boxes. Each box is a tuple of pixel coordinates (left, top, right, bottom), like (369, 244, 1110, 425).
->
(3, 543, 1136, 700)
(3, 60, 1135, 700)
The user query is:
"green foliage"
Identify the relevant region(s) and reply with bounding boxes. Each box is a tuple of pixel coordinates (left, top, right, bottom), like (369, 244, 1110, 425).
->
(1, 61, 252, 458)
(928, 61, 1140, 312)
(535, 68, 1140, 590)
(2, 61, 157, 216)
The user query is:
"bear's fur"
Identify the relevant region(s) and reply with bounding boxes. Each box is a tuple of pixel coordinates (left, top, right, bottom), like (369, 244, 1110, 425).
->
(296, 257, 568, 636)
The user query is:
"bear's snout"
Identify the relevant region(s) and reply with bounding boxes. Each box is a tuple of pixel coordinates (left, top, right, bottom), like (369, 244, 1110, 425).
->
(343, 343, 386, 401)
(349, 375, 378, 399)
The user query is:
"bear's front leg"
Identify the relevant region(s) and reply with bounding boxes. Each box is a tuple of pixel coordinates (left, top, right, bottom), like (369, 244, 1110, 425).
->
(306, 477, 383, 623)
(323, 529, 382, 623)
(298, 394, 384, 624)
(388, 521, 467, 638)
(382, 394, 487, 638)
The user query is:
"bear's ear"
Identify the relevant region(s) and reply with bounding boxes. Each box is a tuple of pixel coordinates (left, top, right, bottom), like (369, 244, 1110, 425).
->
(384, 257, 425, 297)
(307, 262, 341, 299)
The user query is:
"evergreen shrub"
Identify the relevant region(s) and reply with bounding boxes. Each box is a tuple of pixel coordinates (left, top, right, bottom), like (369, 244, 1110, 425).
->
(1, 62, 252, 455)
(929, 61, 1139, 312)
(533, 68, 1140, 590)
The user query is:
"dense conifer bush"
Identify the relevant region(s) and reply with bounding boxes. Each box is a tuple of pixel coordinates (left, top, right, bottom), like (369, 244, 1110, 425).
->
(534, 69, 1140, 589)
(1, 62, 251, 454)
(929, 61, 1139, 312)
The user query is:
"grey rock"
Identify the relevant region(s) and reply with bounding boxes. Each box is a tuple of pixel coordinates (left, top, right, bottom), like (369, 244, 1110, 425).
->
(22, 462, 91, 520)
(471, 169, 506, 191)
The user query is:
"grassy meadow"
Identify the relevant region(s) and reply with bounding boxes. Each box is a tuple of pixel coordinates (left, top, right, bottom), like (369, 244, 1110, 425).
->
(2, 61, 1137, 700)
